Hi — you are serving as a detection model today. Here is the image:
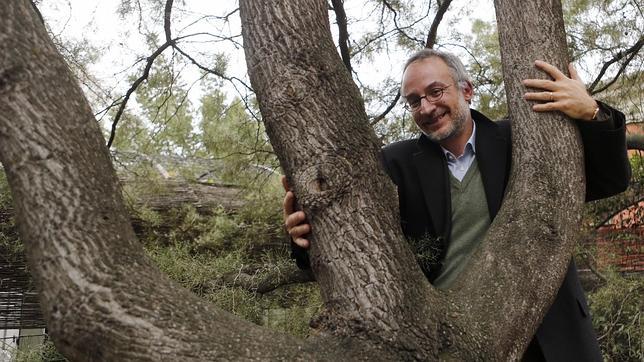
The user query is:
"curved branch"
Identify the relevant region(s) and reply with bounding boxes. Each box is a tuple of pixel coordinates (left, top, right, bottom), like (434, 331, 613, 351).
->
(588, 36, 644, 94)
(594, 198, 644, 230)
(106, 40, 174, 148)
(381, 0, 425, 46)
(369, 92, 400, 126)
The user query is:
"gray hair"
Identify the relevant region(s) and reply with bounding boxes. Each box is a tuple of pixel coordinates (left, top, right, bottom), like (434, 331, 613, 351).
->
(403, 49, 471, 87)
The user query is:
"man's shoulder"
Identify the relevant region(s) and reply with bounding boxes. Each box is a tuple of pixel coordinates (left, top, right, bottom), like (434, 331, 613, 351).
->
(382, 138, 419, 156)
(473, 111, 511, 140)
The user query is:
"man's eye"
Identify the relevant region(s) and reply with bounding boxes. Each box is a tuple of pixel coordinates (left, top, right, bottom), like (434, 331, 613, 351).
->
(428, 88, 443, 97)
(408, 98, 421, 107)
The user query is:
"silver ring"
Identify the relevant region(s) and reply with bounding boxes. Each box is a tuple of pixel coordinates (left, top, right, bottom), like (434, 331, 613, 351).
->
(549, 92, 554, 101)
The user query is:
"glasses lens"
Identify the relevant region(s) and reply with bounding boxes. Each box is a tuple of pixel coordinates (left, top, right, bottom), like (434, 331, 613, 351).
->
(427, 88, 444, 102)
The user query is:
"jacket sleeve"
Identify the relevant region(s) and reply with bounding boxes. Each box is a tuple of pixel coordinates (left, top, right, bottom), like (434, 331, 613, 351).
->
(577, 102, 631, 202)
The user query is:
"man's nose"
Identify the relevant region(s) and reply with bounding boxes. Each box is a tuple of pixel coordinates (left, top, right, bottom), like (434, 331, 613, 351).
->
(418, 97, 436, 115)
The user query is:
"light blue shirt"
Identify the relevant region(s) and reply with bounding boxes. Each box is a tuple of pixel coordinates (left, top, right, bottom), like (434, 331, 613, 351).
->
(442, 122, 477, 181)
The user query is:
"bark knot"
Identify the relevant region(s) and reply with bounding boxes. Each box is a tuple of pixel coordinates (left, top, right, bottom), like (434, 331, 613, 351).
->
(0, 65, 29, 96)
(296, 156, 352, 211)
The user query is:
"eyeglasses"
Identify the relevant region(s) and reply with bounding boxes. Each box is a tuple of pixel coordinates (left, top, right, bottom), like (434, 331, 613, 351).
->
(403, 84, 452, 112)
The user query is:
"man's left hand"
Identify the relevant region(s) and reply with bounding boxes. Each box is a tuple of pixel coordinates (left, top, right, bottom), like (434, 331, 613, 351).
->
(522, 60, 599, 121)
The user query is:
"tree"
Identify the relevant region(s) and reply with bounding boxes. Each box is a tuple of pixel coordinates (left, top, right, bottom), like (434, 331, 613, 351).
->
(0, 0, 599, 359)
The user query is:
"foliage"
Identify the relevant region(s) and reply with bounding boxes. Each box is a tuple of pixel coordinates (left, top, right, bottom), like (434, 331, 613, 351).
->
(0, 169, 22, 259)
(12, 339, 68, 362)
(588, 272, 643, 362)
(136, 177, 320, 337)
(464, 18, 507, 120)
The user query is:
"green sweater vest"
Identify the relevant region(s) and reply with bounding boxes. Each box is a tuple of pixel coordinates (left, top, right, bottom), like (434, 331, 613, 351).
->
(433, 159, 491, 289)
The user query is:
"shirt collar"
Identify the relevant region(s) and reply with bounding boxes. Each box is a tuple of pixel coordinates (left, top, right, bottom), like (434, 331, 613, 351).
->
(441, 120, 477, 160)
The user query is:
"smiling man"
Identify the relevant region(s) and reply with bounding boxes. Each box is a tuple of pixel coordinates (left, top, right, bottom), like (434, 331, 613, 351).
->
(284, 49, 631, 360)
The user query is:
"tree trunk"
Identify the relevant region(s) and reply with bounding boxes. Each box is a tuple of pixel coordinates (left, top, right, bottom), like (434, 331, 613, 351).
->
(0, 0, 582, 360)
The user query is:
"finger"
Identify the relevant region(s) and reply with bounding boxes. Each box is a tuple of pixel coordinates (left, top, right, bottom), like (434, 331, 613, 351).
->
(524, 91, 556, 102)
(522, 78, 555, 91)
(568, 63, 581, 81)
(293, 237, 310, 249)
(285, 210, 307, 229)
(531, 101, 561, 112)
(288, 223, 311, 239)
(534, 60, 566, 80)
(280, 175, 289, 192)
(283, 191, 295, 216)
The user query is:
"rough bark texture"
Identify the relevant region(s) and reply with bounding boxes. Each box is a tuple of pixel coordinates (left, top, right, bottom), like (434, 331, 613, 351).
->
(0, 0, 583, 360)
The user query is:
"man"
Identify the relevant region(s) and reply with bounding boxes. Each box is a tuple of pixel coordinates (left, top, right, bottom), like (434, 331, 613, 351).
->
(283, 49, 630, 361)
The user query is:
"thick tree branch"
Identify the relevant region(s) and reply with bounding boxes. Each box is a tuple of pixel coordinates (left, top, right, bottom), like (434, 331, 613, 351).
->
(425, 0, 452, 49)
(330, 0, 352, 75)
(164, 0, 174, 42)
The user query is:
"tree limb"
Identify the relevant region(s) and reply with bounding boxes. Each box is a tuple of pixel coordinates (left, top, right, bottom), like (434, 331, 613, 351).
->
(588, 36, 644, 94)
(425, 0, 452, 49)
(369, 92, 400, 126)
(330, 0, 352, 75)
(164, 0, 174, 42)
(106, 39, 174, 148)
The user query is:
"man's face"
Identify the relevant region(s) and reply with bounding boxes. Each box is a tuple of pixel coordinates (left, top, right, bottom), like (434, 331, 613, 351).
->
(401, 57, 473, 143)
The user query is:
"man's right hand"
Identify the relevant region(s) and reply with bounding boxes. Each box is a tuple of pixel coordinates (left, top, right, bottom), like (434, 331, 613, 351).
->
(281, 175, 311, 249)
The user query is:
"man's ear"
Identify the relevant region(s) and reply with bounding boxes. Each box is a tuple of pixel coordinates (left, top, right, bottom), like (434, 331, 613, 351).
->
(461, 80, 474, 103)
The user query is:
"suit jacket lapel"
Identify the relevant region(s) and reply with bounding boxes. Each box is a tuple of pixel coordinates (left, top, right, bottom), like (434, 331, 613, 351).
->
(473, 110, 510, 219)
(412, 136, 450, 239)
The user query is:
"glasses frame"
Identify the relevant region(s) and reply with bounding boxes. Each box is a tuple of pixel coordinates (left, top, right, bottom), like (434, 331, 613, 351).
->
(403, 84, 452, 112)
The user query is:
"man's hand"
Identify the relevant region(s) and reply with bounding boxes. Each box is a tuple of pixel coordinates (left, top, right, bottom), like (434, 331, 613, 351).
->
(281, 175, 311, 249)
(522, 60, 599, 121)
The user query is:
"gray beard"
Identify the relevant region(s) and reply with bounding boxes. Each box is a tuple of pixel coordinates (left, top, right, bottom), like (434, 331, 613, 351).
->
(421, 97, 469, 142)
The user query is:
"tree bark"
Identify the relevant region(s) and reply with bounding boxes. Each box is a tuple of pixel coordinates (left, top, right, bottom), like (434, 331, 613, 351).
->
(0, 0, 584, 360)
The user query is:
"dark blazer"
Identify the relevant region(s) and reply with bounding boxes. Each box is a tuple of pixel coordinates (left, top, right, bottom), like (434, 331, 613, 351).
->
(379, 106, 630, 361)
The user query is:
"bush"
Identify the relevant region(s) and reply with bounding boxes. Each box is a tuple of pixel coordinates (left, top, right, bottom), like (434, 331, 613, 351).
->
(588, 272, 643, 361)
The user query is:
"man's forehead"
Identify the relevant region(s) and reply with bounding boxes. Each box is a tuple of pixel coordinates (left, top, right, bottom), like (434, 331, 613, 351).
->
(401, 57, 453, 95)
